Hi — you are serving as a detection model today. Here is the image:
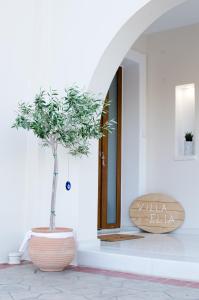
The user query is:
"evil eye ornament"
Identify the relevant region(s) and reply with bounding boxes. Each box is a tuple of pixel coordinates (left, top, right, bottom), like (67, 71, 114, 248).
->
(65, 181, 71, 191)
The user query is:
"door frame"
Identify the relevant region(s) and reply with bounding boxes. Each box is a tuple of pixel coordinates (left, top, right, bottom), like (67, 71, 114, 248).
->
(98, 66, 122, 229)
(124, 50, 146, 195)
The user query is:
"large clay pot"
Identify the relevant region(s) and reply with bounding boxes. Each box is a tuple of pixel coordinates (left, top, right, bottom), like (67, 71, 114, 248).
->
(28, 227, 75, 272)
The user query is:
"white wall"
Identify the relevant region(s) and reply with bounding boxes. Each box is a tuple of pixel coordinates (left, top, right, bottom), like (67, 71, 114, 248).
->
(23, 0, 185, 250)
(135, 23, 199, 231)
(0, 1, 41, 262)
(121, 50, 147, 229)
(0, 0, 187, 262)
(121, 59, 140, 228)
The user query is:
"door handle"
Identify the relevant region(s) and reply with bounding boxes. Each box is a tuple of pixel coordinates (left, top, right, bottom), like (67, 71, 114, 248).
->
(100, 152, 106, 167)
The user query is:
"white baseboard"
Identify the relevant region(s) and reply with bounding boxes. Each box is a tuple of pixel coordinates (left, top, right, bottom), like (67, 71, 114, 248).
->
(98, 226, 199, 235)
(77, 238, 100, 250)
(98, 226, 140, 235)
(172, 227, 199, 235)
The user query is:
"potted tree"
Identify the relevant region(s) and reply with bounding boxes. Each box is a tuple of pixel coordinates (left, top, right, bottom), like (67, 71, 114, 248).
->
(184, 131, 194, 156)
(13, 87, 112, 271)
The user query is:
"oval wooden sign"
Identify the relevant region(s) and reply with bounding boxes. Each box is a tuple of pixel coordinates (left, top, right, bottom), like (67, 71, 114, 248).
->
(129, 193, 185, 233)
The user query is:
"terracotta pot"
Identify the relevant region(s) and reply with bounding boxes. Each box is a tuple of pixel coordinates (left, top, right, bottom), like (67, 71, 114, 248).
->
(28, 227, 75, 272)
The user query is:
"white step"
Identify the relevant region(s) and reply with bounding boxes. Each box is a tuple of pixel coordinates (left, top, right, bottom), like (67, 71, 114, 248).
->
(77, 233, 199, 282)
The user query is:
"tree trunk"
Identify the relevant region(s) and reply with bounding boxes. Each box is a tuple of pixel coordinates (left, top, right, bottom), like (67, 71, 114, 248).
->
(50, 143, 58, 231)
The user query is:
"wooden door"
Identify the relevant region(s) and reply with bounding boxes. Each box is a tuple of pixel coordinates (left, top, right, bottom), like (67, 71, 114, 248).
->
(98, 67, 122, 229)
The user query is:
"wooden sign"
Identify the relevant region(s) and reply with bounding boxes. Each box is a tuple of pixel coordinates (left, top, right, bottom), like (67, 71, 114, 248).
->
(129, 193, 185, 233)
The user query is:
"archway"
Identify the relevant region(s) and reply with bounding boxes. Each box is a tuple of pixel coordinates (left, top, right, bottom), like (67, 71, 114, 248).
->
(88, 0, 186, 95)
(78, 0, 189, 245)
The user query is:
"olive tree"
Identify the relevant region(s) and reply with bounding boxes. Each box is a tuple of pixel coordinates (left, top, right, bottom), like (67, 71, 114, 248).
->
(12, 87, 112, 230)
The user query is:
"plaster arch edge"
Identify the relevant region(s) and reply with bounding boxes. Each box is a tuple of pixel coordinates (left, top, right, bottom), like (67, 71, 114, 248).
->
(88, 0, 187, 96)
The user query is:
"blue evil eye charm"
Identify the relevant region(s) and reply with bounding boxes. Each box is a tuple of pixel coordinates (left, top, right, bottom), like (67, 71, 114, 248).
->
(65, 181, 71, 191)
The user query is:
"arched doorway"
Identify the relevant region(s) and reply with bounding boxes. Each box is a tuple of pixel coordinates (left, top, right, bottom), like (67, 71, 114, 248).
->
(78, 0, 199, 280)
(88, 0, 186, 95)
(78, 0, 188, 244)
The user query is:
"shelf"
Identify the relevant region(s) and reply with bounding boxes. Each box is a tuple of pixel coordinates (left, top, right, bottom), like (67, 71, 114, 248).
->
(174, 155, 197, 161)
(175, 84, 196, 157)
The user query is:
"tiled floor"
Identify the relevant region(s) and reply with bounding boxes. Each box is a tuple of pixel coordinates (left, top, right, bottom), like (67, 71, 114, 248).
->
(1, 264, 199, 300)
(78, 232, 199, 281)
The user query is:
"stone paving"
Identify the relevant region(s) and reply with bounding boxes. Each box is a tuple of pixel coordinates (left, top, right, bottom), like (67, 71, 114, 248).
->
(0, 264, 199, 300)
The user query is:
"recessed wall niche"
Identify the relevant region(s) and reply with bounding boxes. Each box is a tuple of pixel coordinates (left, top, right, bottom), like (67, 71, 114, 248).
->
(175, 83, 196, 160)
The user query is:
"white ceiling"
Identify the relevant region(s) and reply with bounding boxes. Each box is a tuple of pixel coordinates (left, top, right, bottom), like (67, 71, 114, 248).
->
(146, 0, 199, 34)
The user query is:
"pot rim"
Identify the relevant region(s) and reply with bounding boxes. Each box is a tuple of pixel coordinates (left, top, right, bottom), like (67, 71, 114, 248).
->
(31, 227, 73, 233)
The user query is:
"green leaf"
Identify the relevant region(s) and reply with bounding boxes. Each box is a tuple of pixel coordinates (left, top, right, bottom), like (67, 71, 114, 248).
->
(12, 86, 114, 156)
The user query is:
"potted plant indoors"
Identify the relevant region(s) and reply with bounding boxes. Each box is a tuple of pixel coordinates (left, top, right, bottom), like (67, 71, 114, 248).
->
(184, 131, 194, 156)
(13, 87, 112, 271)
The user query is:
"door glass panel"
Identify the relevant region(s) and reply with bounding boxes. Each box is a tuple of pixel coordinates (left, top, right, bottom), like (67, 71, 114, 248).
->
(107, 74, 118, 224)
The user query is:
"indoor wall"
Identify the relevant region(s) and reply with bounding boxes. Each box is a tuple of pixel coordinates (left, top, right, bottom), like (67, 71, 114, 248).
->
(134, 23, 199, 231)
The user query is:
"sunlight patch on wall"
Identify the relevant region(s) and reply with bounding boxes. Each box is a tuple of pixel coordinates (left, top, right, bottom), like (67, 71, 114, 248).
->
(175, 84, 195, 159)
